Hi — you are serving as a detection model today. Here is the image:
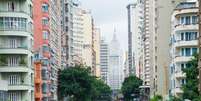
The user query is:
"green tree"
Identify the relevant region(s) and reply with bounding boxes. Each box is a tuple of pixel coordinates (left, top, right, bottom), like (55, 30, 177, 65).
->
(150, 95, 163, 101)
(58, 65, 94, 101)
(91, 78, 112, 101)
(182, 54, 200, 100)
(58, 65, 112, 101)
(121, 76, 143, 101)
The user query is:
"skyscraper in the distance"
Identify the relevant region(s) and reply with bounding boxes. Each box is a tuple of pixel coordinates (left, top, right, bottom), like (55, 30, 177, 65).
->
(108, 31, 124, 90)
(100, 38, 109, 84)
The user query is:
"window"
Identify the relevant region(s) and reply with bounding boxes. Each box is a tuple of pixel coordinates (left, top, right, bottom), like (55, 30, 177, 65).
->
(42, 17, 49, 26)
(181, 32, 184, 40)
(42, 3, 49, 13)
(181, 79, 186, 85)
(181, 48, 185, 56)
(0, 17, 27, 30)
(8, 56, 19, 66)
(192, 48, 197, 54)
(185, 16, 190, 25)
(181, 63, 185, 71)
(8, 91, 21, 101)
(8, 2, 15, 11)
(43, 31, 49, 40)
(192, 16, 198, 24)
(185, 48, 191, 56)
(42, 83, 47, 94)
(9, 75, 21, 85)
(180, 17, 185, 24)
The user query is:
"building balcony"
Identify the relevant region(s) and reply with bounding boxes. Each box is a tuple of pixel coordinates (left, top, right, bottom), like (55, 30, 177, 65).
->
(0, 10, 32, 20)
(0, 28, 33, 37)
(175, 71, 185, 79)
(174, 24, 198, 33)
(174, 56, 192, 63)
(0, 47, 30, 55)
(173, 8, 198, 17)
(174, 40, 198, 48)
(0, 65, 29, 73)
(8, 84, 31, 91)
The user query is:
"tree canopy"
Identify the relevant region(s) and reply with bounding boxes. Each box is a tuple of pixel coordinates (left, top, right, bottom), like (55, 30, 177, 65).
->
(58, 65, 112, 101)
(121, 76, 143, 101)
(182, 54, 200, 100)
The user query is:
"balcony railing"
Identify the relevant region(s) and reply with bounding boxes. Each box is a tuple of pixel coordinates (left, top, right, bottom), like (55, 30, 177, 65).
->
(0, 10, 32, 17)
(0, 45, 28, 49)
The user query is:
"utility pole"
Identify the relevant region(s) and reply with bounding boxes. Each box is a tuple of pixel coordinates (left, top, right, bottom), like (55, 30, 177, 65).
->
(199, 0, 201, 94)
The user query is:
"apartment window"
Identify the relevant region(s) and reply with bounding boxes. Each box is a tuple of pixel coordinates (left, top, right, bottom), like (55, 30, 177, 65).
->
(8, 56, 19, 66)
(181, 32, 184, 40)
(42, 3, 49, 13)
(185, 48, 191, 56)
(42, 83, 47, 94)
(192, 48, 198, 55)
(180, 32, 197, 41)
(43, 31, 49, 40)
(42, 17, 49, 26)
(180, 17, 185, 24)
(192, 16, 198, 24)
(0, 17, 27, 30)
(8, 91, 21, 101)
(9, 75, 21, 85)
(181, 79, 186, 85)
(185, 16, 190, 25)
(181, 48, 185, 56)
(181, 63, 185, 71)
(8, 2, 15, 11)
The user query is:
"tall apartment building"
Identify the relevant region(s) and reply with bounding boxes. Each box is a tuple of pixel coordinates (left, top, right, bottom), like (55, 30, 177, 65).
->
(0, 0, 34, 101)
(82, 10, 93, 68)
(33, 0, 61, 100)
(93, 28, 101, 77)
(100, 38, 109, 84)
(170, 0, 198, 97)
(108, 33, 124, 90)
(142, 0, 155, 94)
(127, 4, 136, 75)
(127, 0, 144, 77)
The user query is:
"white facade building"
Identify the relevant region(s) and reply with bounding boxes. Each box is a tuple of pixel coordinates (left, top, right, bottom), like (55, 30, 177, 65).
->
(0, 0, 34, 100)
(108, 33, 124, 90)
(170, 0, 198, 97)
(100, 38, 109, 84)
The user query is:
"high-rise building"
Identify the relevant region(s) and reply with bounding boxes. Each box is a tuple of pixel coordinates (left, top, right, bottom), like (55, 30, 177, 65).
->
(108, 33, 124, 90)
(100, 38, 109, 84)
(127, 4, 136, 75)
(127, 0, 144, 78)
(33, 0, 61, 100)
(0, 0, 34, 101)
(82, 10, 93, 68)
(93, 28, 101, 77)
(170, 0, 198, 97)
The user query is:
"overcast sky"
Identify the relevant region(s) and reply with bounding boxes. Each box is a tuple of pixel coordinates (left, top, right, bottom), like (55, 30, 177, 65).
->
(81, 0, 131, 51)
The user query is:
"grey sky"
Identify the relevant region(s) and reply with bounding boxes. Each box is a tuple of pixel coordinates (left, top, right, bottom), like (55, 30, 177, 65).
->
(81, 0, 131, 50)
